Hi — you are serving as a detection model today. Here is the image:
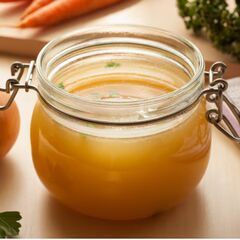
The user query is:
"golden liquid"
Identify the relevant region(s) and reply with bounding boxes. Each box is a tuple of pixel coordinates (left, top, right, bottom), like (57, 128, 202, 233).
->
(59, 75, 178, 101)
(31, 77, 211, 220)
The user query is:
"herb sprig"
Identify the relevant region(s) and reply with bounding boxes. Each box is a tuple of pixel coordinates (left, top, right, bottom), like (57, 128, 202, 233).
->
(177, 0, 240, 60)
(57, 82, 65, 89)
(105, 62, 120, 68)
(0, 211, 22, 238)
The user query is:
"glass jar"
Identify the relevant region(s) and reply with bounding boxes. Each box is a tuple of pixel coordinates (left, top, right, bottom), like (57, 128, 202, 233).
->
(1, 25, 239, 220)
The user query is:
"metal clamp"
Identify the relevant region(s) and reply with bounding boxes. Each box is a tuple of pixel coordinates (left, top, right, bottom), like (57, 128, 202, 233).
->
(203, 62, 240, 143)
(0, 61, 38, 110)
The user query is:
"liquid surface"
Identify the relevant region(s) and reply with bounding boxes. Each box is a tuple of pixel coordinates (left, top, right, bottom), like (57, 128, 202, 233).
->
(54, 75, 177, 102)
(31, 77, 211, 220)
(72, 82, 171, 102)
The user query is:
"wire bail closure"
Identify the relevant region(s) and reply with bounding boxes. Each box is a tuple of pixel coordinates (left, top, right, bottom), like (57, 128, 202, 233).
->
(0, 61, 38, 110)
(204, 62, 240, 143)
(0, 60, 239, 143)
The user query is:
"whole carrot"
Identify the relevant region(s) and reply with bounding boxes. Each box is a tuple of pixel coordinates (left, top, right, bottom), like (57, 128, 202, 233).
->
(18, 0, 123, 28)
(21, 0, 53, 19)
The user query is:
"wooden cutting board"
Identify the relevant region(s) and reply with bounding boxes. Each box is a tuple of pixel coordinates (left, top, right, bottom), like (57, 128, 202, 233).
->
(0, 0, 236, 63)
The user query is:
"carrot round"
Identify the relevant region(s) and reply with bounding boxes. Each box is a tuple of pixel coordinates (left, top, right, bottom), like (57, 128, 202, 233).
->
(18, 0, 123, 28)
(21, 0, 53, 19)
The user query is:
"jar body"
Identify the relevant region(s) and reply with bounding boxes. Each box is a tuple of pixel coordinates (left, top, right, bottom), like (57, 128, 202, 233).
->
(31, 25, 208, 220)
(30, 99, 211, 220)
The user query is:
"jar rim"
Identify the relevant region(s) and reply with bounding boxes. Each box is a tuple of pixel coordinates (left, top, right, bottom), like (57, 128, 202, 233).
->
(36, 24, 205, 123)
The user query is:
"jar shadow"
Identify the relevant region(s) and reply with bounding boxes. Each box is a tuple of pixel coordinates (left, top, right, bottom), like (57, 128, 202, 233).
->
(40, 189, 207, 238)
(0, 157, 21, 201)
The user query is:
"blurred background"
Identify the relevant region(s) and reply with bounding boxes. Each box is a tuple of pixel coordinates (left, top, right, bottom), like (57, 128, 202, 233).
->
(0, 0, 237, 62)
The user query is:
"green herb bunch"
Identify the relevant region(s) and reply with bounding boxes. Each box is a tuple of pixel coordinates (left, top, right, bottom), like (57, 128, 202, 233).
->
(177, 0, 240, 60)
(0, 212, 22, 238)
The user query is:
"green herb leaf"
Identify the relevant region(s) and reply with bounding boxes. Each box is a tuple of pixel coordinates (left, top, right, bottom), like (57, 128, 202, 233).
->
(105, 62, 120, 68)
(109, 91, 120, 98)
(0, 211, 22, 238)
(57, 82, 65, 89)
(177, 0, 240, 60)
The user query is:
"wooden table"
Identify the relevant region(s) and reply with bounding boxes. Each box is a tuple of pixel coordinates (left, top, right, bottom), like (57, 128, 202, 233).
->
(1, 0, 240, 238)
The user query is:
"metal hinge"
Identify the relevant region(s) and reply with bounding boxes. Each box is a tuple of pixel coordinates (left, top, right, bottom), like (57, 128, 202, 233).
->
(203, 62, 240, 143)
(0, 61, 38, 110)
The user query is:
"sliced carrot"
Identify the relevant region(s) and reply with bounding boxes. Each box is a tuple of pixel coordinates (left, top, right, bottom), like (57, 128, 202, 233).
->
(21, 0, 53, 19)
(18, 0, 123, 28)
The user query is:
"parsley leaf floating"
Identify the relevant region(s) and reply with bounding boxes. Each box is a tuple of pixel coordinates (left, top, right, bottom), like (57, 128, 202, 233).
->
(105, 62, 120, 68)
(57, 82, 65, 89)
(109, 91, 120, 98)
(0, 212, 22, 238)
